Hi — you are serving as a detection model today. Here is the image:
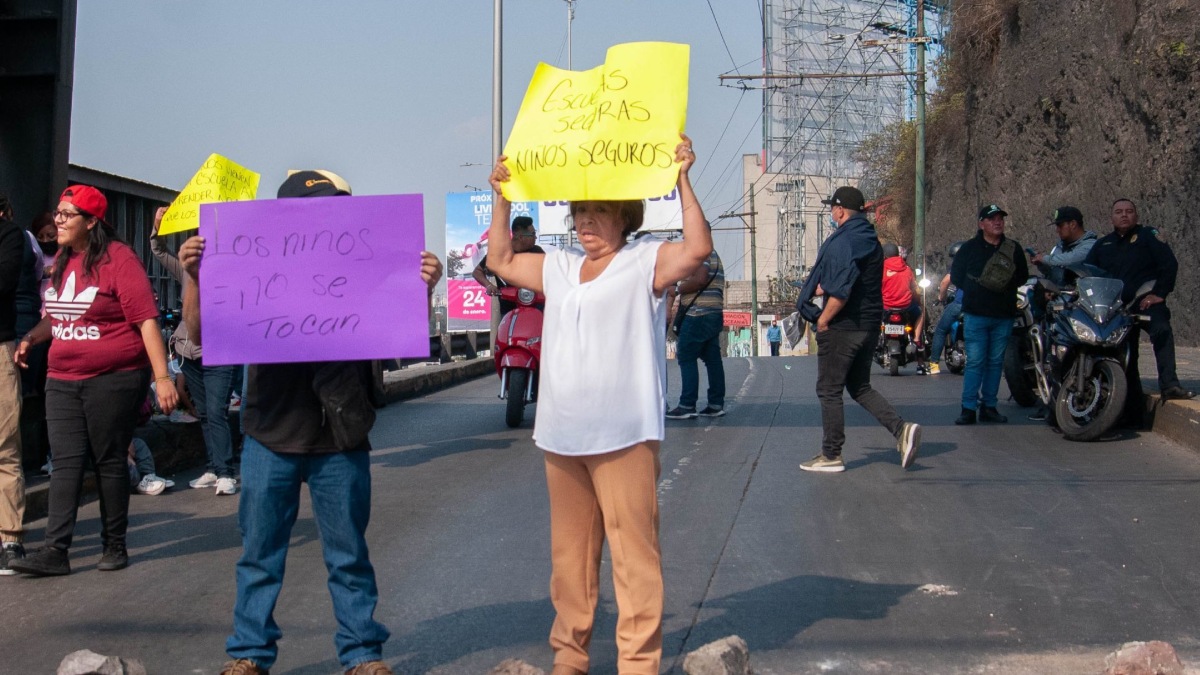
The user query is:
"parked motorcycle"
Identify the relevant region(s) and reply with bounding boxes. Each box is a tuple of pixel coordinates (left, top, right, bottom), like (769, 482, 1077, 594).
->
(1003, 278, 1040, 407)
(1031, 270, 1153, 441)
(875, 307, 927, 376)
(494, 285, 544, 428)
(935, 297, 967, 374)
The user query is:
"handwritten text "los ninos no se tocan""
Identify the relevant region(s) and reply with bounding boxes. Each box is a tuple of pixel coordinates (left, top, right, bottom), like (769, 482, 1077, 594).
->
(208, 227, 376, 340)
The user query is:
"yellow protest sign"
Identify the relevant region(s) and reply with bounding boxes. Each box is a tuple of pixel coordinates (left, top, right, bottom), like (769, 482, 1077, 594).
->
(157, 153, 260, 236)
(501, 42, 689, 202)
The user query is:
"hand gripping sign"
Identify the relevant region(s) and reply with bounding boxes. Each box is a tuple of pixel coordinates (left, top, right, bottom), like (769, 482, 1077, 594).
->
(157, 153, 260, 236)
(197, 194, 431, 365)
(501, 41, 690, 202)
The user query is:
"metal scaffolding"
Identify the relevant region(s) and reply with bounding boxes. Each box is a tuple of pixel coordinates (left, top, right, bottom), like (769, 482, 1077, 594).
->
(760, 0, 946, 284)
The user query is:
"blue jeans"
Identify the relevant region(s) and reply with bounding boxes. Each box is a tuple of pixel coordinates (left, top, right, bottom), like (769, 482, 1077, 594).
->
(961, 313, 1013, 410)
(179, 358, 238, 478)
(931, 302, 962, 363)
(227, 436, 389, 670)
(675, 311, 725, 409)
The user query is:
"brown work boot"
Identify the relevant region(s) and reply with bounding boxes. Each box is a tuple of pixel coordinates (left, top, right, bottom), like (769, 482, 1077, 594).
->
(345, 661, 394, 675)
(220, 660, 269, 675)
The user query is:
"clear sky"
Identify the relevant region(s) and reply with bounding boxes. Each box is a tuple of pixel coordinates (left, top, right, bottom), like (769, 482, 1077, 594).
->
(71, 1, 765, 278)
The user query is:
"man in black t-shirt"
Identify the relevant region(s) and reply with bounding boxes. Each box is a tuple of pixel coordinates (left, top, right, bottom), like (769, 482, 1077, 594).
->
(472, 215, 544, 316)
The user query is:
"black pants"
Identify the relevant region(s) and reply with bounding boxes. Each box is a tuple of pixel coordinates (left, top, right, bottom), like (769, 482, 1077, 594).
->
(1124, 303, 1181, 421)
(816, 329, 904, 458)
(44, 368, 150, 551)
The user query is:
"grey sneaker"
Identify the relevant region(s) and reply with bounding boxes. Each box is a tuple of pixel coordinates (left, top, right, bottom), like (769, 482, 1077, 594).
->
(897, 422, 921, 469)
(0, 542, 26, 576)
(665, 406, 698, 420)
(136, 474, 167, 496)
(698, 406, 726, 417)
(799, 454, 845, 473)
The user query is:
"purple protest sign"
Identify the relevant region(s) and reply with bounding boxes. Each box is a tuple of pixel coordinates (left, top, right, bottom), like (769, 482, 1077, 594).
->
(197, 194, 430, 365)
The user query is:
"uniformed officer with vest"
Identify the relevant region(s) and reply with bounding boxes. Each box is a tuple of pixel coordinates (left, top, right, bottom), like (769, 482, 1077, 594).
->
(1085, 198, 1194, 424)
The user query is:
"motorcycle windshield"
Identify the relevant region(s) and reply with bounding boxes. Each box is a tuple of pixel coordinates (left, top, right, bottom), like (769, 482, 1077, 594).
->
(1076, 277, 1124, 323)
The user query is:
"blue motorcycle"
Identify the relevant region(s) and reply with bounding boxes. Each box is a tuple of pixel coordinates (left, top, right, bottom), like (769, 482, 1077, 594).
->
(1033, 267, 1153, 441)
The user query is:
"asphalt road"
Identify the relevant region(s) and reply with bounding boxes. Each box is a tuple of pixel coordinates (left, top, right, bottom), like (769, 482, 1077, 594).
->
(5, 356, 1200, 675)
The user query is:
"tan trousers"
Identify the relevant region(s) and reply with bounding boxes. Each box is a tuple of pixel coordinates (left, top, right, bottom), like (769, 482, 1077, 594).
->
(544, 442, 663, 675)
(0, 342, 25, 543)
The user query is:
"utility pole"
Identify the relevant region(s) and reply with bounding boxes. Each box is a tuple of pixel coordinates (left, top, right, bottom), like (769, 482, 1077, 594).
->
(914, 0, 927, 281)
(490, 0, 503, 342)
(565, 0, 575, 69)
(749, 188, 759, 356)
(720, 199, 760, 357)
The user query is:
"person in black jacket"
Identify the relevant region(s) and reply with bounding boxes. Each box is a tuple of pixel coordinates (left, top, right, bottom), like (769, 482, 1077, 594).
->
(0, 194, 29, 574)
(951, 204, 1029, 425)
(794, 186, 921, 473)
(180, 170, 443, 675)
(1084, 198, 1194, 416)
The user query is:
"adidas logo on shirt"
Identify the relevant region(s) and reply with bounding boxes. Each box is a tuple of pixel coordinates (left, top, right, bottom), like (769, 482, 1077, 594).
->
(45, 272, 102, 341)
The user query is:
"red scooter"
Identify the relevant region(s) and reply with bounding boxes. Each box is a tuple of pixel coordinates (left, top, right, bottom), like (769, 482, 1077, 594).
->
(494, 285, 544, 427)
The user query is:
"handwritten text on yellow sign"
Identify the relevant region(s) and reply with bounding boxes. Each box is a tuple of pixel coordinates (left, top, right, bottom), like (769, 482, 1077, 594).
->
(501, 42, 689, 202)
(157, 153, 260, 236)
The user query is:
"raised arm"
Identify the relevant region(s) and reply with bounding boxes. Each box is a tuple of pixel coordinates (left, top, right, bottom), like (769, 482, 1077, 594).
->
(179, 235, 204, 345)
(486, 157, 545, 293)
(149, 207, 187, 284)
(653, 134, 713, 294)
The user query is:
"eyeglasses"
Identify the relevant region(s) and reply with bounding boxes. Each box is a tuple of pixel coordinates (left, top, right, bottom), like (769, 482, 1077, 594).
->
(52, 209, 85, 221)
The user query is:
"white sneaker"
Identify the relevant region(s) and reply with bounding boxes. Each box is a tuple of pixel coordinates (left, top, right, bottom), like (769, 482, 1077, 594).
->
(215, 477, 239, 495)
(189, 472, 219, 489)
(161, 478, 175, 489)
(136, 475, 167, 496)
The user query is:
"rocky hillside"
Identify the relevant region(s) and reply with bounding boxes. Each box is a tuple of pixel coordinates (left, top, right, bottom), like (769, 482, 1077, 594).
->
(923, 0, 1200, 343)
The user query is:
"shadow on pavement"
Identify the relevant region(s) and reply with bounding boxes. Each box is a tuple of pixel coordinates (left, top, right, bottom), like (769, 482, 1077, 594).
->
(665, 575, 917, 668)
(371, 436, 519, 469)
(385, 597, 560, 674)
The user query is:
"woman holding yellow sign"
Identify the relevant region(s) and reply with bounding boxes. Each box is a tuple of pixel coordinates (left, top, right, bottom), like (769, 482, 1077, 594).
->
(487, 133, 710, 675)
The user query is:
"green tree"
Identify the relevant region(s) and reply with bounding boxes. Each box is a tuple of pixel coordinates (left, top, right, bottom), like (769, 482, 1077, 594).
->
(447, 249, 466, 278)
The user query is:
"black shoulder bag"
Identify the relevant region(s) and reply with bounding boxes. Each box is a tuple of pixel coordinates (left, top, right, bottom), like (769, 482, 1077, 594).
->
(671, 268, 717, 337)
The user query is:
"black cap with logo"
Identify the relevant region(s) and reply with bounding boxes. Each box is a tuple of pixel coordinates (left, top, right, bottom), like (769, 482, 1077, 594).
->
(1051, 206, 1083, 225)
(821, 186, 866, 212)
(978, 204, 1008, 220)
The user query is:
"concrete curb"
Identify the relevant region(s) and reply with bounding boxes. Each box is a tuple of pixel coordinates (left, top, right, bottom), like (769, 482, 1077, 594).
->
(1146, 395, 1200, 451)
(21, 358, 495, 525)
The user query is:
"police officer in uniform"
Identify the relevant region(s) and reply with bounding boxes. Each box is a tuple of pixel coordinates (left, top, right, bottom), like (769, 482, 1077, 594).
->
(1085, 198, 1194, 426)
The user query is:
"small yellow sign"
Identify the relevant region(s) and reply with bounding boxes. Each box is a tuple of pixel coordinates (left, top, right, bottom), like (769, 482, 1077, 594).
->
(501, 42, 690, 202)
(157, 153, 260, 236)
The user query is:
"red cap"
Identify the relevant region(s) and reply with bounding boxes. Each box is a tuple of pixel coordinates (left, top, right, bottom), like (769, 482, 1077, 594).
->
(60, 185, 108, 222)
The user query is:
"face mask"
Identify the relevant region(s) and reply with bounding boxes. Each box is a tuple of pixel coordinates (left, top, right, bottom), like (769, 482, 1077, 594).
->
(38, 240, 59, 256)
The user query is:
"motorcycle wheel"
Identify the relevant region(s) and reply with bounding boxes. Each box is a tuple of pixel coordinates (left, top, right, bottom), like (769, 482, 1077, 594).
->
(1004, 335, 1038, 407)
(1054, 360, 1127, 442)
(889, 358, 900, 377)
(505, 369, 529, 428)
(947, 344, 966, 375)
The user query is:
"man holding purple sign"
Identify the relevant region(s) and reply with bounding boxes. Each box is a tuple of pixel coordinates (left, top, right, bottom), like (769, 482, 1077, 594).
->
(180, 170, 443, 675)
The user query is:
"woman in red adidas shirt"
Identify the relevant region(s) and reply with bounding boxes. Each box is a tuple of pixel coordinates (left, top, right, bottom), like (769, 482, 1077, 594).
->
(11, 185, 177, 577)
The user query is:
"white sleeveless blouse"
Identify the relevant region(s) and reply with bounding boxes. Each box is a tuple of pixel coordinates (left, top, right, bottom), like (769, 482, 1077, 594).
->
(533, 238, 667, 456)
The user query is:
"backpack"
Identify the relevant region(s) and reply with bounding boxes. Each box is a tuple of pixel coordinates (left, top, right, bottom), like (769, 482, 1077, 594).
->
(975, 239, 1017, 292)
